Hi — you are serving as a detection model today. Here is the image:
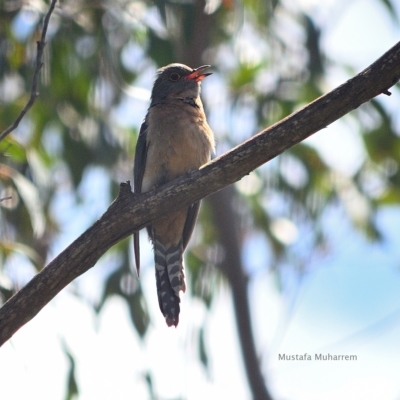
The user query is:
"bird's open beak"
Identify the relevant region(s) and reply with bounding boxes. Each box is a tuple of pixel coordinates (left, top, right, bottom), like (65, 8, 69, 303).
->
(185, 65, 212, 82)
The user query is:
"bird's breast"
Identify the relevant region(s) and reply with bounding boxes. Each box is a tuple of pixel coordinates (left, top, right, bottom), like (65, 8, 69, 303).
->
(142, 104, 214, 192)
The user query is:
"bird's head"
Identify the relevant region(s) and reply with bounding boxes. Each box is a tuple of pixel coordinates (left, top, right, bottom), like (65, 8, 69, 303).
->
(150, 63, 211, 106)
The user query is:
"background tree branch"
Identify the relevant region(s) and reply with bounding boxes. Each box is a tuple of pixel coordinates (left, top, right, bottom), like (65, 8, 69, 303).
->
(209, 186, 273, 399)
(0, 0, 58, 142)
(0, 39, 399, 348)
(182, 5, 274, 397)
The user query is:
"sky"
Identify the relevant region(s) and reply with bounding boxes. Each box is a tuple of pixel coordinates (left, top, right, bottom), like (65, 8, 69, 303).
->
(1, 0, 400, 399)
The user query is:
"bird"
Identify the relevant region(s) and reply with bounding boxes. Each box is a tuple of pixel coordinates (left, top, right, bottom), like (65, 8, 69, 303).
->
(133, 63, 215, 327)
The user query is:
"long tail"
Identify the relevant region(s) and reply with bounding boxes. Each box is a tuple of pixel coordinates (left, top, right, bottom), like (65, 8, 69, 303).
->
(154, 238, 186, 327)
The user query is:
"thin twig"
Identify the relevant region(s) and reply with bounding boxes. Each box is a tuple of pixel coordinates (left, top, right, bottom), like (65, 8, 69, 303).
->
(0, 0, 58, 142)
(0, 196, 12, 202)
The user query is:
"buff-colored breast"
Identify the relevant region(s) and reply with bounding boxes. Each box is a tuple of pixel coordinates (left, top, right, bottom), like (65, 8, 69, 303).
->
(141, 101, 214, 246)
(142, 101, 214, 192)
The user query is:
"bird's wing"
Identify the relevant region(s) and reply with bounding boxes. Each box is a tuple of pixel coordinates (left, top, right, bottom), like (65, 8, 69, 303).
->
(182, 201, 201, 251)
(133, 118, 148, 276)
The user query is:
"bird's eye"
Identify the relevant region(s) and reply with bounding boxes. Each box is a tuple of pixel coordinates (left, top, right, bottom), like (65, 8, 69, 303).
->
(169, 73, 181, 81)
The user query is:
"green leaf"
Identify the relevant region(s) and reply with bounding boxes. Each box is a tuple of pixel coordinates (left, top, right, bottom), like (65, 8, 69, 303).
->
(230, 62, 264, 90)
(0, 240, 43, 268)
(198, 327, 209, 373)
(62, 342, 79, 400)
(0, 137, 26, 163)
(0, 164, 45, 237)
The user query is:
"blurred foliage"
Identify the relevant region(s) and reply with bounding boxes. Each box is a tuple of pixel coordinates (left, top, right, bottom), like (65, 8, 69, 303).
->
(97, 239, 150, 337)
(1, 0, 400, 397)
(62, 341, 79, 400)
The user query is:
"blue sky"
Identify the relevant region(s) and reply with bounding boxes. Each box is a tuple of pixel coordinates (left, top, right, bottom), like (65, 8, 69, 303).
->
(267, 205, 400, 399)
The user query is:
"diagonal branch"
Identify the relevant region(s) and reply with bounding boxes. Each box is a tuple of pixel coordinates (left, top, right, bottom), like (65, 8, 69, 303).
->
(0, 0, 58, 142)
(0, 40, 400, 346)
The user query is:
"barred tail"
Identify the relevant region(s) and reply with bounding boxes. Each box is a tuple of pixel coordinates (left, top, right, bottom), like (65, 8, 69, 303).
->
(154, 239, 186, 327)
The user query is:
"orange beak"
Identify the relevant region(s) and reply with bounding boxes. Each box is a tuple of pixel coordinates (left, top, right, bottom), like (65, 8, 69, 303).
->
(185, 65, 212, 82)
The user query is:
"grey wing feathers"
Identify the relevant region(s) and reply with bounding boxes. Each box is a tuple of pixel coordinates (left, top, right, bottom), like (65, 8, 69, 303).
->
(133, 118, 148, 276)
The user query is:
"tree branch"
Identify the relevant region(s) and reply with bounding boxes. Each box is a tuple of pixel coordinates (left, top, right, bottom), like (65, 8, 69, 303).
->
(0, 0, 58, 142)
(0, 40, 400, 346)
